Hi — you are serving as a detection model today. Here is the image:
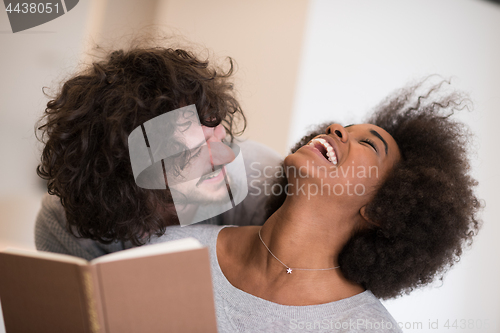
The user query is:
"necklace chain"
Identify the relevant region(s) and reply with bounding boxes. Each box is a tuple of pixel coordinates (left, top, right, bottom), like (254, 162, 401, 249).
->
(258, 228, 340, 274)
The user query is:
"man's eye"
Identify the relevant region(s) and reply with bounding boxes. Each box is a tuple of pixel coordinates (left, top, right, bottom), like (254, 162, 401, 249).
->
(361, 139, 377, 152)
(191, 147, 203, 158)
(179, 147, 203, 170)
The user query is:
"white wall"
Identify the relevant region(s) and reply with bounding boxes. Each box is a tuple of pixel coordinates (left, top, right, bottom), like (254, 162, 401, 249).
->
(0, 1, 92, 330)
(0, 0, 93, 253)
(290, 0, 500, 332)
(152, 0, 309, 156)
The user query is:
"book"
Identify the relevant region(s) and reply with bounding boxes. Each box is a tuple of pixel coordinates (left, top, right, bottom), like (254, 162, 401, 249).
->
(0, 238, 218, 333)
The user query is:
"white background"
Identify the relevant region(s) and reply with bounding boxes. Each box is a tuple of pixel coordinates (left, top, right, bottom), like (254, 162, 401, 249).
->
(291, 1, 500, 332)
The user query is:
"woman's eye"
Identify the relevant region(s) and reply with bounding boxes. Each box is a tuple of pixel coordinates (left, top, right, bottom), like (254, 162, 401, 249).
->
(361, 139, 378, 152)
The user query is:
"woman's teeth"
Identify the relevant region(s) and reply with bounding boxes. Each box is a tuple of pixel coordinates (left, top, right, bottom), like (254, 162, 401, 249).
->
(308, 138, 338, 165)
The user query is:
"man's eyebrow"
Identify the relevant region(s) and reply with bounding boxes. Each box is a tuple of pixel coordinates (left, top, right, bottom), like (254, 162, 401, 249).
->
(370, 129, 388, 155)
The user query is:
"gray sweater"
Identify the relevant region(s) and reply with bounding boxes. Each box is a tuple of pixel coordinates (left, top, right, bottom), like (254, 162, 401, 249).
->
(34, 140, 283, 260)
(150, 225, 402, 333)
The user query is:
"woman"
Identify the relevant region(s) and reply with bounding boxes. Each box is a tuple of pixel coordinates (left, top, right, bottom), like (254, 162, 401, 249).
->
(151, 80, 480, 332)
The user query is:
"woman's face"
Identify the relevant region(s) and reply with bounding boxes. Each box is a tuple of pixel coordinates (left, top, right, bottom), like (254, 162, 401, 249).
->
(284, 123, 400, 207)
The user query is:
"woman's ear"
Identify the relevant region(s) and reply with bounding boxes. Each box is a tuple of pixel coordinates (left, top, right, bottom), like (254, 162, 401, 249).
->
(360, 206, 381, 228)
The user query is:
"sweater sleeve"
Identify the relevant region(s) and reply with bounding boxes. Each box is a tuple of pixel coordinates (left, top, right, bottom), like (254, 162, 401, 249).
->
(34, 194, 124, 260)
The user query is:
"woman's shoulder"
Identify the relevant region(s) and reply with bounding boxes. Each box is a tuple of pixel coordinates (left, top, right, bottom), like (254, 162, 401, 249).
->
(337, 291, 401, 332)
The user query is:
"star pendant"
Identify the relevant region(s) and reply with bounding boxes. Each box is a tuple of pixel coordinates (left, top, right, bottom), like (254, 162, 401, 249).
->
(286, 268, 292, 274)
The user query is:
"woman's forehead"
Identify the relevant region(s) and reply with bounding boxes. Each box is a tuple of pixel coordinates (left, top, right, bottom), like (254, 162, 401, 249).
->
(344, 123, 400, 159)
(345, 123, 391, 138)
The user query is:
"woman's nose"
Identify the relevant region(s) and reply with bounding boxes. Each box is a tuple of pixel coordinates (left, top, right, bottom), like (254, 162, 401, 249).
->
(202, 124, 226, 142)
(326, 123, 348, 143)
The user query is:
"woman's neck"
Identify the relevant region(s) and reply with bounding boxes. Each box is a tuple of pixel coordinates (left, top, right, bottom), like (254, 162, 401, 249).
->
(256, 195, 359, 272)
(218, 195, 366, 305)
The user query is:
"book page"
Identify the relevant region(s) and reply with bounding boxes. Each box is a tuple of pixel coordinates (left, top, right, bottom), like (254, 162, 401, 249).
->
(1, 247, 88, 265)
(90, 237, 202, 264)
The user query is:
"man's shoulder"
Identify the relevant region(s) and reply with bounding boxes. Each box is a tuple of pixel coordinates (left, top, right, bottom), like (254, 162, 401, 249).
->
(220, 139, 282, 226)
(37, 193, 66, 227)
(35, 193, 126, 260)
(149, 224, 229, 246)
(234, 139, 283, 169)
(235, 138, 283, 184)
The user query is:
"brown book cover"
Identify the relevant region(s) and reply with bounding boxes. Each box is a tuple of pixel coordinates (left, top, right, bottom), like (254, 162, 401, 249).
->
(0, 238, 218, 333)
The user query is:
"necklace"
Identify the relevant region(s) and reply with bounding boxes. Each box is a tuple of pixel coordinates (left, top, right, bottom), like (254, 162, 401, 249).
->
(258, 228, 340, 274)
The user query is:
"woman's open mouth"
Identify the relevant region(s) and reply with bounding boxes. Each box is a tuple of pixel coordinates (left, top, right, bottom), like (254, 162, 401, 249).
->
(308, 138, 337, 165)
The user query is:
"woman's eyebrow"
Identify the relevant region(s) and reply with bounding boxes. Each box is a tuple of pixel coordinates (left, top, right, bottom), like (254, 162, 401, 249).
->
(370, 129, 388, 155)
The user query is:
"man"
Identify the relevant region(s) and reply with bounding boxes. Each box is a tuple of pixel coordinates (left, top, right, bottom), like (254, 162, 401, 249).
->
(34, 46, 281, 260)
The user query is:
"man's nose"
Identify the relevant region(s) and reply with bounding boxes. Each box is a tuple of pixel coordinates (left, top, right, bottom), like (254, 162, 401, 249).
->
(202, 124, 234, 166)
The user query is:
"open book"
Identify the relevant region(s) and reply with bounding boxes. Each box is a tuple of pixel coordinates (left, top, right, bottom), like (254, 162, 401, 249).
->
(0, 238, 217, 333)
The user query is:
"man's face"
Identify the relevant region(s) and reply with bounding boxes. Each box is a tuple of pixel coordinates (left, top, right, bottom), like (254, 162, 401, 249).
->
(129, 104, 247, 226)
(167, 120, 235, 205)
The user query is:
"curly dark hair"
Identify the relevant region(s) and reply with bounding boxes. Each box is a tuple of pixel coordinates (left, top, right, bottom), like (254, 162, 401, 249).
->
(266, 79, 481, 299)
(36, 46, 245, 246)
